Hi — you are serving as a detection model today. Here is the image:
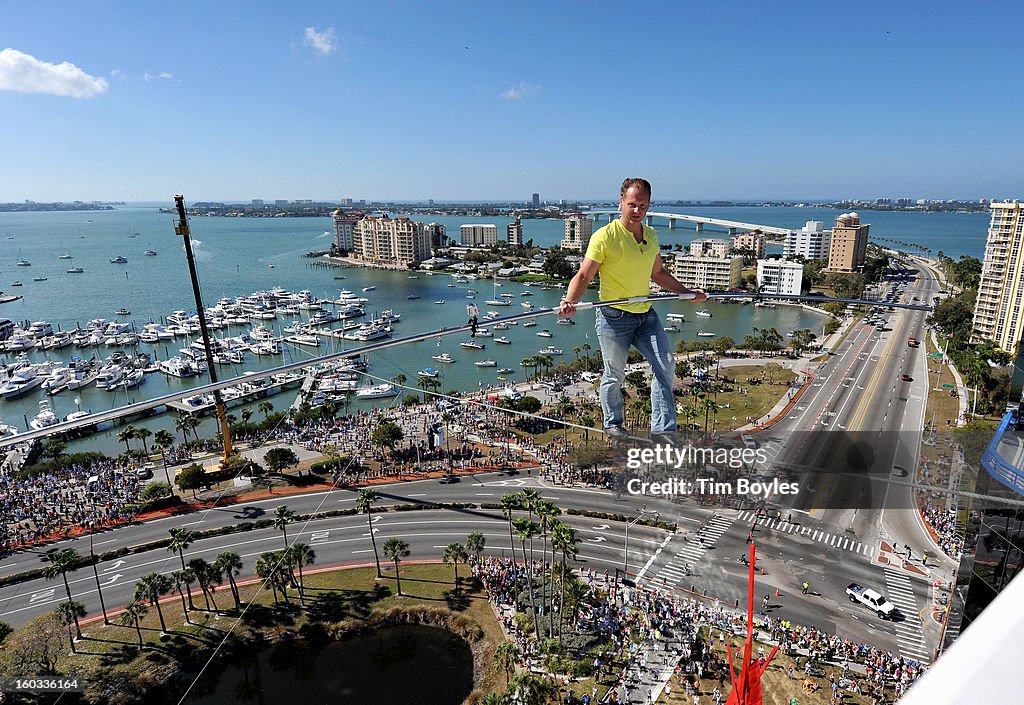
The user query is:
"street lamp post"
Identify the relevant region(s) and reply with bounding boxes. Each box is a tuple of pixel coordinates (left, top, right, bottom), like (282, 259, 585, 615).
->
(623, 506, 659, 575)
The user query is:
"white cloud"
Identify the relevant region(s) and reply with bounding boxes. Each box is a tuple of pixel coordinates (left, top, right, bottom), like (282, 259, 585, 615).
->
(143, 71, 174, 81)
(500, 81, 539, 101)
(303, 26, 337, 55)
(0, 48, 108, 98)
(110, 68, 125, 79)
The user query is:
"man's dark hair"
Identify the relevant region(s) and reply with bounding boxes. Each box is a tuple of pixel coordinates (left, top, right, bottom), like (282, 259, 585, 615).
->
(620, 177, 652, 199)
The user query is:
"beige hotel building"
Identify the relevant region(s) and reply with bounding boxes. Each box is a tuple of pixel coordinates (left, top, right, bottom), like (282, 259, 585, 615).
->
(972, 201, 1024, 352)
(352, 215, 432, 267)
(826, 212, 869, 273)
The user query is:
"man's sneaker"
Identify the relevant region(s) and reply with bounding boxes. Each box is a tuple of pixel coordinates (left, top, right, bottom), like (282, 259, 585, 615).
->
(650, 432, 681, 446)
(604, 426, 629, 442)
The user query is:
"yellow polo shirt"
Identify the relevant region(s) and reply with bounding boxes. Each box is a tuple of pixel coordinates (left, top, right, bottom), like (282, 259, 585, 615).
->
(584, 219, 659, 313)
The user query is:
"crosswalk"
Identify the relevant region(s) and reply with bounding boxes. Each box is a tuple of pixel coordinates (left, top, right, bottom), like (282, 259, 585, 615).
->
(883, 568, 931, 663)
(737, 511, 874, 557)
(656, 514, 734, 586)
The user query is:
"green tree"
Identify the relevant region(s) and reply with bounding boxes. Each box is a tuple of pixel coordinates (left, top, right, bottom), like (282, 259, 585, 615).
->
(264, 447, 301, 475)
(465, 531, 486, 564)
(188, 558, 221, 613)
(42, 549, 82, 638)
(357, 488, 383, 577)
(176, 463, 206, 498)
(255, 551, 290, 604)
(56, 600, 86, 649)
(273, 504, 296, 549)
(134, 572, 171, 633)
(443, 542, 468, 586)
(153, 429, 176, 487)
(382, 538, 411, 596)
(551, 521, 579, 641)
(117, 425, 137, 454)
(258, 400, 274, 419)
(120, 599, 148, 652)
(170, 568, 196, 625)
(507, 673, 558, 705)
(371, 420, 404, 455)
(167, 527, 195, 608)
(214, 551, 243, 611)
(288, 543, 316, 602)
(494, 640, 520, 685)
(135, 427, 153, 456)
(500, 493, 522, 568)
(513, 518, 540, 639)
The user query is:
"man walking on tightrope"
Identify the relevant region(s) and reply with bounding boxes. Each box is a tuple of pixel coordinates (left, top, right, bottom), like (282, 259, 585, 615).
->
(559, 177, 705, 443)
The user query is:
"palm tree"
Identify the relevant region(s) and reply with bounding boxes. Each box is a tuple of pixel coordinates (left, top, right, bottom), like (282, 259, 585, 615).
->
(507, 673, 558, 705)
(382, 537, 410, 596)
(175, 413, 200, 444)
(135, 573, 171, 633)
(512, 518, 540, 639)
(356, 488, 383, 577)
(153, 429, 176, 487)
(167, 527, 195, 608)
(551, 522, 579, 641)
(273, 504, 296, 549)
(258, 400, 274, 420)
(288, 543, 316, 602)
(240, 408, 253, 426)
(57, 600, 86, 649)
(494, 640, 520, 685)
(188, 558, 221, 613)
(120, 600, 148, 652)
(135, 427, 153, 457)
(518, 488, 541, 575)
(480, 693, 506, 705)
(43, 549, 81, 638)
(214, 551, 243, 611)
(255, 551, 290, 605)
(582, 343, 593, 371)
(443, 542, 468, 586)
(465, 531, 486, 564)
(500, 494, 522, 567)
(170, 568, 196, 624)
(533, 499, 559, 637)
(117, 425, 137, 453)
(563, 578, 589, 629)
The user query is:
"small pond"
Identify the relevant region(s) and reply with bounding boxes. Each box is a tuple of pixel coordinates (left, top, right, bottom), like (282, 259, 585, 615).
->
(183, 624, 474, 704)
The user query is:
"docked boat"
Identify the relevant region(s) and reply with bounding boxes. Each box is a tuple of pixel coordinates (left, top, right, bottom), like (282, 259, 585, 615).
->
(536, 329, 553, 338)
(355, 383, 399, 399)
(159, 357, 198, 377)
(495, 336, 512, 344)
(0, 370, 43, 399)
(29, 400, 60, 431)
(432, 353, 455, 363)
(474, 359, 497, 367)
(696, 330, 716, 337)
(460, 340, 485, 349)
(696, 310, 712, 317)
(285, 334, 320, 347)
(110, 256, 128, 264)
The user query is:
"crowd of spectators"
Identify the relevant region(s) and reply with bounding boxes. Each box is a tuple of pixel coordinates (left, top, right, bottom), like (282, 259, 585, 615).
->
(918, 501, 963, 559)
(473, 556, 927, 704)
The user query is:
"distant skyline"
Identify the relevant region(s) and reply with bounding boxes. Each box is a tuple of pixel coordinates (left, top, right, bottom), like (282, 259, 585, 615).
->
(2, 1, 1023, 202)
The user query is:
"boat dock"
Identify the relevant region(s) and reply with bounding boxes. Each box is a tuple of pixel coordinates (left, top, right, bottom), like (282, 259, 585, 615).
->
(166, 372, 304, 415)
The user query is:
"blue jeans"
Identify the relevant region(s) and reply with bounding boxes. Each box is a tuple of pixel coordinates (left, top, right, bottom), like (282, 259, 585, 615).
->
(595, 307, 677, 433)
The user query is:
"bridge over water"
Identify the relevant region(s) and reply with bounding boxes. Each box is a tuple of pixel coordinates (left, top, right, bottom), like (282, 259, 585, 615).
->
(586, 209, 793, 236)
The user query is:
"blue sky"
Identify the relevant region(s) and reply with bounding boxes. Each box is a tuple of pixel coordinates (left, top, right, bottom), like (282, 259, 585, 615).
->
(2, 1, 1022, 202)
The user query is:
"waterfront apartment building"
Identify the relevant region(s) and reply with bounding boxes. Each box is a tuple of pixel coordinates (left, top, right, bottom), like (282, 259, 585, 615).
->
(689, 238, 731, 259)
(784, 221, 831, 260)
(532, 193, 540, 208)
(507, 217, 523, 247)
(561, 214, 593, 252)
(425, 222, 447, 250)
(732, 232, 766, 258)
(460, 224, 498, 247)
(972, 201, 1024, 351)
(670, 255, 743, 291)
(757, 258, 804, 296)
(331, 210, 360, 251)
(352, 215, 432, 267)
(826, 213, 869, 273)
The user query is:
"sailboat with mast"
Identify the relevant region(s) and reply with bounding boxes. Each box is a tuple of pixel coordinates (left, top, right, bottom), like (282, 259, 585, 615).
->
(16, 249, 30, 267)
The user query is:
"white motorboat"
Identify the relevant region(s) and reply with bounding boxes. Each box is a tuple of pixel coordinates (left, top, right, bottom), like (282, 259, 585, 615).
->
(460, 340, 485, 349)
(696, 330, 716, 337)
(695, 310, 712, 317)
(286, 334, 320, 347)
(110, 255, 128, 264)
(523, 321, 537, 328)
(407, 294, 420, 300)
(536, 329, 553, 338)
(474, 359, 497, 367)
(538, 346, 564, 355)
(417, 368, 440, 378)
(495, 336, 512, 344)
(665, 313, 685, 323)
(521, 302, 534, 309)
(434, 299, 445, 305)
(355, 383, 399, 399)
(66, 266, 85, 273)
(432, 353, 455, 363)
(664, 325, 680, 332)
(362, 286, 376, 292)
(474, 330, 493, 338)
(497, 367, 515, 374)
(0, 370, 43, 398)
(485, 299, 512, 306)
(159, 357, 198, 377)
(29, 400, 59, 431)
